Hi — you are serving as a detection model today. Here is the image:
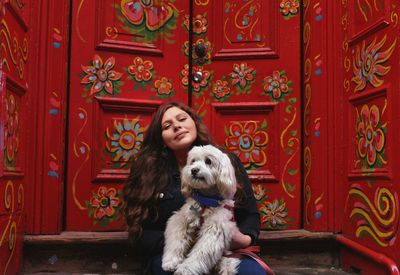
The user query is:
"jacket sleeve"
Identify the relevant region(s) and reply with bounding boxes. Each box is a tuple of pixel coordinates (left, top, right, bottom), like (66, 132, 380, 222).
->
(231, 154, 261, 245)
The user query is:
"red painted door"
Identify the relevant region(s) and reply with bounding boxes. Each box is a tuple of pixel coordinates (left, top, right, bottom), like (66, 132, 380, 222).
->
(339, 0, 400, 272)
(0, 1, 30, 273)
(190, 1, 302, 230)
(66, 1, 301, 231)
(66, 0, 189, 230)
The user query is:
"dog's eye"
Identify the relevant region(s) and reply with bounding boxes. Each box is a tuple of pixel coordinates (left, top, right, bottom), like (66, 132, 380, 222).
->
(205, 158, 212, 165)
(191, 159, 196, 164)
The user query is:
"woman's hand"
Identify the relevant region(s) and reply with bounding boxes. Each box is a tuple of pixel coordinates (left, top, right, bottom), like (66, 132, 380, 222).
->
(230, 227, 252, 250)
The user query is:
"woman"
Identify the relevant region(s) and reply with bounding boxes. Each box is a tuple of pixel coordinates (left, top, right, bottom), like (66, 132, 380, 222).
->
(124, 101, 265, 274)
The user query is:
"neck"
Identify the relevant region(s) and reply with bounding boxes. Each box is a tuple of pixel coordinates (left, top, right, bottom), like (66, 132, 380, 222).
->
(174, 150, 188, 168)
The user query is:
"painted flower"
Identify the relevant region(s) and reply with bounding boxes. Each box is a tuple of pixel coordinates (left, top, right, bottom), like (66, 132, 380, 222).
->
(280, 0, 300, 17)
(183, 14, 208, 34)
(106, 116, 146, 167)
(89, 187, 120, 220)
(154, 77, 174, 97)
(253, 184, 266, 201)
(80, 55, 122, 96)
(182, 39, 212, 64)
(127, 57, 154, 82)
(230, 62, 255, 91)
(192, 66, 211, 93)
(4, 94, 19, 166)
(180, 63, 189, 86)
(352, 35, 396, 92)
(119, 0, 175, 31)
(260, 199, 289, 229)
(356, 104, 385, 167)
(212, 79, 231, 101)
(262, 70, 292, 101)
(225, 121, 268, 169)
(193, 39, 212, 64)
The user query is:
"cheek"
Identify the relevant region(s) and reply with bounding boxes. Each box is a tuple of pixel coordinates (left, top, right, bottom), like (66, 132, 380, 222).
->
(161, 130, 173, 146)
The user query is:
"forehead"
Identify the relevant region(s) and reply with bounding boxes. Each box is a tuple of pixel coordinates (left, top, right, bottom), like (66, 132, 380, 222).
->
(162, 106, 189, 122)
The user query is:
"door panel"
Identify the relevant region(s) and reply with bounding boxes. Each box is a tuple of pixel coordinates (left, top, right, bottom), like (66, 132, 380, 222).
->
(191, 1, 302, 230)
(66, 0, 189, 230)
(0, 0, 29, 273)
(340, 0, 400, 270)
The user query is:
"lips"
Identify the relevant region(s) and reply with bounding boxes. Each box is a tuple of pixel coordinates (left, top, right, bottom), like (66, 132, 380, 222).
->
(174, 131, 188, 140)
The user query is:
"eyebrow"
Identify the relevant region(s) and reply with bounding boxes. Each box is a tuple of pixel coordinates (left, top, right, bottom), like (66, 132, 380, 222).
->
(162, 113, 187, 124)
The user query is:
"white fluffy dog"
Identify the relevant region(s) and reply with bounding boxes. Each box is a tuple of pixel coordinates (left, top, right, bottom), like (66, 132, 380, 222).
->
(162, 145, 240, 275)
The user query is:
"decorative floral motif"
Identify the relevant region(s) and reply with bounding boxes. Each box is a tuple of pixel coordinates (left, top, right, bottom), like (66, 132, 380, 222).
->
(154, 77, 175, 97)
(180, 64, 189, 86)
(260, 199, 289, 229)
(4, 94, 19, 167)
(193, 39, 212, 64)
(280, 0, 300, 19)
(105, 116, 146, 168)
(212, 79, 231, 101)
(127, 57, 154, 82)
(262, 70, 292, 101)
(253, 184, 267, 201)
(352, 35, 396, 92)
(116, 0, 178, 43)
(225, 121, 268, 170)
(192, 66, 211, 95)
(87, 187, 121, 226)
(182, 39, 212, 65)
(230, 62, 256, 93)
(183, 14, 208, 35)
(80, 55, 123, 96)
(356, 104, 386, 167)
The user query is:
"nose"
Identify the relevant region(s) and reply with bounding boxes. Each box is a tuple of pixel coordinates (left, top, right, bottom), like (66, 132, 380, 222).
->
(191, 168, 199, 177)
(173, 121, 181, 131)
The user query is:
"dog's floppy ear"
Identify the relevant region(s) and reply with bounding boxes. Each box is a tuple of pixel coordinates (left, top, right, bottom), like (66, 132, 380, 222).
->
(180, 169, 193, 198)
(217, 152, 237, 199)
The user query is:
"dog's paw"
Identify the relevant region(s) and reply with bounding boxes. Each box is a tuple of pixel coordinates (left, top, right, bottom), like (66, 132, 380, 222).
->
(174, 265, 194, 275)
(162, 257, 183, 272)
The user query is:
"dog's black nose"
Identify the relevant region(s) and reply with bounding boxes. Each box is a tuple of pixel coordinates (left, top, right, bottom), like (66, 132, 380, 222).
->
(191, 168, 199, 177)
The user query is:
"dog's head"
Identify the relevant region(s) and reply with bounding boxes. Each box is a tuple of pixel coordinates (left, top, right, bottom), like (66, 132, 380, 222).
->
(181, 145, 237, 199)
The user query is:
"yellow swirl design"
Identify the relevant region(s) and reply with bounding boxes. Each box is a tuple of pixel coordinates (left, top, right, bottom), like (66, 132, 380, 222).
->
(303, 23, 311, 55)
(195, 0, 209, 5)
(0, 19, 29, 79)
(304, 146, 312, 224)
(72, 107, 90, 210)
(76, 0, 87, 43)
(72, 142, 90, 210)
(0, 181, 14, 247)
(0, 181, 23, 275)
(344, 56, 351, 72)
(349, 187, 398, 247)
(4, 222, 17, 274)
(280, 107, 299, 199)
(106, 26, 118, 39)
(344, 79, 350, 92)
(391, 11, 398, 26)
(303, 84, 311, 137)
(304, 59, 311, 83)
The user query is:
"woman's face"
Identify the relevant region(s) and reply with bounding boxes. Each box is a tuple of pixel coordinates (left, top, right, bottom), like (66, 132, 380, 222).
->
(161, 106, 197, 152)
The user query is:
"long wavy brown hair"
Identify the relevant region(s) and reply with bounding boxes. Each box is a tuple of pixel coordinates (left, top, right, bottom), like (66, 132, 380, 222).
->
(123, 101, 243, 241)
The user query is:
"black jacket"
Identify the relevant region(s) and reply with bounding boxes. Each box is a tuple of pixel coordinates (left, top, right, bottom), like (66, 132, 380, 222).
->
(135, 154, 260, 261)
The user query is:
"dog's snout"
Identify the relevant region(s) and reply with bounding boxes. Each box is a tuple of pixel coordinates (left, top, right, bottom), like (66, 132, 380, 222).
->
(191, 168, 199, 177)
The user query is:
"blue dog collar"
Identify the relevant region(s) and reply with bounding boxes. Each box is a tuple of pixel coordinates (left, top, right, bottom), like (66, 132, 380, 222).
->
(192, 191, 223, 208)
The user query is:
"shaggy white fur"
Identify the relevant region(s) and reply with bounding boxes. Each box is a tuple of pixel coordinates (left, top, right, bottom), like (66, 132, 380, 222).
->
(162, 145, 240, 275)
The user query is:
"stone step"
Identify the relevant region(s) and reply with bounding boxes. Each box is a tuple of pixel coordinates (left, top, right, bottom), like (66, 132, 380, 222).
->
(22, 230, 356, 274)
